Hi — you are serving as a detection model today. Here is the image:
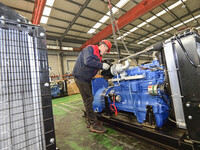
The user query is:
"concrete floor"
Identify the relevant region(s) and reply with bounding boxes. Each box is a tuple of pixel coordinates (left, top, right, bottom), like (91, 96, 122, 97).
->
(52, 94, 163, 150)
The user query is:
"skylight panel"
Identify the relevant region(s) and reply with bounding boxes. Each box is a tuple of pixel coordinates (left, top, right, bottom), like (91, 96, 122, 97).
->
(43, 6, 51, 16)
(46, 0, 55, 7)
(40, 16, 48, 24)
(87, 29, 96, 34)
(93, 23, 103, 29)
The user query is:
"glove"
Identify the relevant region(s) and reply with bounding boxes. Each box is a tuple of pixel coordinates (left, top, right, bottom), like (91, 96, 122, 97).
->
(102, 63, 110, 70)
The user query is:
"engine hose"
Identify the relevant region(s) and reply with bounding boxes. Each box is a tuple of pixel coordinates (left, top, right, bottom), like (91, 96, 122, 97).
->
(175, 35, 199, 68)
(110, 96, 118, 116)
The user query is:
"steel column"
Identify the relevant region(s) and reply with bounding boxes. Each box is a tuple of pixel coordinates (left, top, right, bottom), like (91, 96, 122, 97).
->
(32, 0, 47, 25)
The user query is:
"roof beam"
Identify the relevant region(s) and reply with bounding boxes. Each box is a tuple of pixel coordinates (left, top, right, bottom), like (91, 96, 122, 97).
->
(32, 0, 46, 25)
(80, 0, 168, 49)
(60, 0, 91, 40)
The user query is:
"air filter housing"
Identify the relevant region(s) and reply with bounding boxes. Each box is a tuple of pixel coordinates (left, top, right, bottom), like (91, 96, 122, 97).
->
(0, 3, 56, 150)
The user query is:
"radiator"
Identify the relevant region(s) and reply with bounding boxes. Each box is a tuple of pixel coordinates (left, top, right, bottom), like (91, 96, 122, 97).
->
(0, 14, 56, 150)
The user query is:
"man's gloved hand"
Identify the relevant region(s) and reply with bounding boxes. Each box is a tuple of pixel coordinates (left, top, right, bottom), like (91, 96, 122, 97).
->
(102, 63, 110, 70)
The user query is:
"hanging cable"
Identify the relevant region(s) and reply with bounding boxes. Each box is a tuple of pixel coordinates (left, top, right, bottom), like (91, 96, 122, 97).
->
(107, 0, 138, 65)
(108, 0, 120, 60)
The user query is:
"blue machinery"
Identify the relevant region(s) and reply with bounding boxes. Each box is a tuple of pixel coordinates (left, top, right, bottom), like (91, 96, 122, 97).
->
(92, 60, 169, 128)
(91, 29, 200, 149)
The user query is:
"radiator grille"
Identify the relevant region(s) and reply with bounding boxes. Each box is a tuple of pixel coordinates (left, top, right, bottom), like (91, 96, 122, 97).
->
(0, 21, 53, 150)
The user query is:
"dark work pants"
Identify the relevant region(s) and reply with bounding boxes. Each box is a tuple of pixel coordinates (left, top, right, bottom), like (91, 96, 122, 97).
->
(74, 77, 97, 124)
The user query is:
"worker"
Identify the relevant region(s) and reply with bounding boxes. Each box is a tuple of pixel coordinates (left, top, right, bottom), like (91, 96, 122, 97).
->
(72, 40, 112, 133)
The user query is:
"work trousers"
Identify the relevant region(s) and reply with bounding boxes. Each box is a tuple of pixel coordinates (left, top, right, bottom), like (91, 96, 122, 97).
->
(74, 77, 97, 124)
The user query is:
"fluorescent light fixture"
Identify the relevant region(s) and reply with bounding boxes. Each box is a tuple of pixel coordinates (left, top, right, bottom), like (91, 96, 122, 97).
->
(87, 0, 130, 35)
(87, 28, 96, 34)
(99, 16, 109, 23)
(146, 16, 157, 22)
(137, 41, 144, 44)
(196, 26, 200, 29)
(130, 27, 138, 32)
(143, 38, 150, 42)
(157, 31, 165, 36)
(183, 18, 194, 24)
(120, 0, 187, 39)
(168, 0, 187, 10)
(174, 22, 183, 28)
(43, 6, 51, 16)
(40, 16, 48, 24)
(165, 27, 173, 32)
(150, 35, 157, 39)
(107, 7, 119, 16)
(62, 47, 73, 51)
(93, 22, 102, 29)
(137, 14, 199, 45)
(137, 22, 147, 28)
(46, 0, 55, 7)
(116, 0, 129, 8)
(194, 14, 200, 19)
(156, 10, 167, 17)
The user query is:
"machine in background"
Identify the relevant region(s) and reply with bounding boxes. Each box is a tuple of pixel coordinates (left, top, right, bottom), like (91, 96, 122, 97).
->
(51, 80, 68, 98)
(92, 28, 200, 149)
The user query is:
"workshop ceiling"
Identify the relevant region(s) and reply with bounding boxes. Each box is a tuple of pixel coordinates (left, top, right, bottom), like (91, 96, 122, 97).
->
(1, 0, 200, 53)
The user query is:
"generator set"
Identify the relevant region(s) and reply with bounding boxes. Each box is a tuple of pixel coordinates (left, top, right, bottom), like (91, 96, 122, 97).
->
(92, 28, 200, 149)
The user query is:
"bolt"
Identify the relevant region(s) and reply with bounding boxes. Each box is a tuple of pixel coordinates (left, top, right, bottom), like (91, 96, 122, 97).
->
(50, 138, 55, 144)
(186, 103, 190, 107)
(40, 32, 45, 37)
(44, 82, 49, 87)
(188, 116, 192, 120)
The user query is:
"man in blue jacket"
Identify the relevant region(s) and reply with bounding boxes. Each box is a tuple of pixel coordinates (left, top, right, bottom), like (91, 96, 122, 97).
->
(72, 40, 112, 133)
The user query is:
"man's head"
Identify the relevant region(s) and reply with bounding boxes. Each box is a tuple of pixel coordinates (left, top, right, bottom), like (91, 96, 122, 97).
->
(99, 40, 112, 56)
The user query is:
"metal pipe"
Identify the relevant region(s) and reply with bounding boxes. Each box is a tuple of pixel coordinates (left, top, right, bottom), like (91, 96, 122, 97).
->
(118, 42, 163, 63)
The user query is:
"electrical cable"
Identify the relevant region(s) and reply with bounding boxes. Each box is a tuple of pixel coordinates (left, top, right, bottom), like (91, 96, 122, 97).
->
(110, 95, 118, 116)
(175, 35, 199, 68)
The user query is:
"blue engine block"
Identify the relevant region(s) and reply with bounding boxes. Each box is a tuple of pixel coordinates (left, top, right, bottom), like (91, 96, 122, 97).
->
(92, 60, 169, 127)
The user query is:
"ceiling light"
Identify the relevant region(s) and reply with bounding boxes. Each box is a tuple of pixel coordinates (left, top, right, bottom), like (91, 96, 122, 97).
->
(87, 29, 96, 34)
(137, 41, 144, 44)
(99, 16, 109, 23)
(43, 6, 51, 16)
(168, 0, 186, 10)
(156, 10, 167, 17)
(107, 7, 119, 16)
(40, 16, 48, 24)
(143, 38, 150, 42)
(137, 14, 199, 45)
(165, 27, 173, 32)
(116, 0, 129, 8)
(46, 0, 55, 7)
(146, 16, 157, 22)
(146, 24, 150, 28)
(174, 23, 183, 28)
(150, 35, 157, 39)
(137, 22, 147, 28)
(129, 27, 138, 32)
(87, 0, 130, 35)
(93, 22, 102, 29)
(184, 18, 194, 24)
(194, 14, 200, 19)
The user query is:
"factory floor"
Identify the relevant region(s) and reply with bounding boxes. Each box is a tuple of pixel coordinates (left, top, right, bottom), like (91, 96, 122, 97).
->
(52, 94, 163, 150)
